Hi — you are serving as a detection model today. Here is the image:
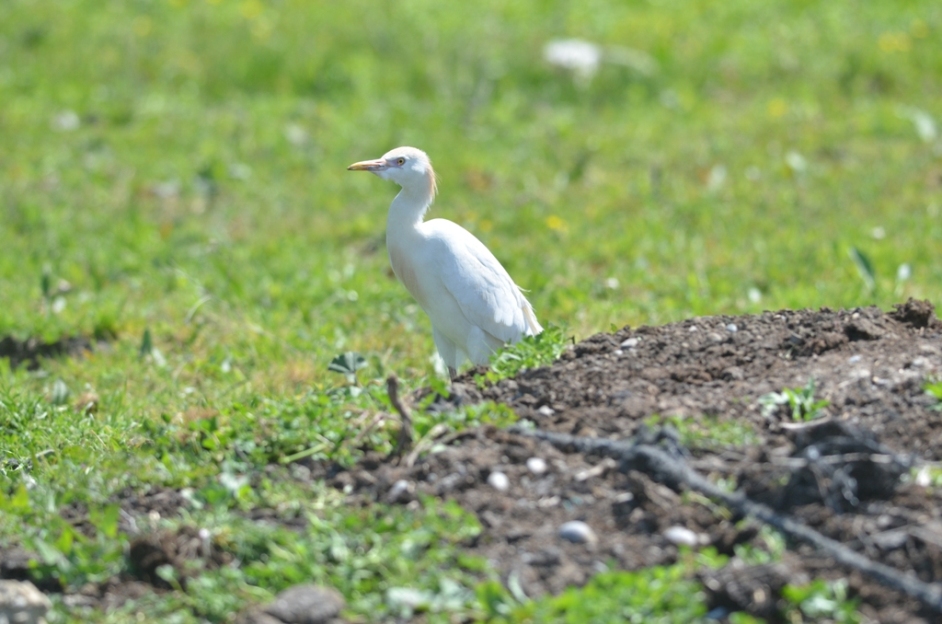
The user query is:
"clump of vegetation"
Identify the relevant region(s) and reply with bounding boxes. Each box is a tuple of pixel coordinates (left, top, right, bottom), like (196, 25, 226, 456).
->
(645, 414, 760, 449)
(477, 324, 570, 385)
(925, 380, 942, 411)
(759, 378, 830, 422)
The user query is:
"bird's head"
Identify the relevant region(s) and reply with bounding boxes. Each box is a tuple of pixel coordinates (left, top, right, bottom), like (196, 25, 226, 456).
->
(348, 146, 437, 198)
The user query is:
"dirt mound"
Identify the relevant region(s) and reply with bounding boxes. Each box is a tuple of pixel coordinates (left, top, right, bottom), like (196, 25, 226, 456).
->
(339, 299, 942, 622)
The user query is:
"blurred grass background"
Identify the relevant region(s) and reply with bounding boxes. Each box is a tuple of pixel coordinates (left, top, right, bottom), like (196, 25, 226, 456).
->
(1, 0, 941, 620)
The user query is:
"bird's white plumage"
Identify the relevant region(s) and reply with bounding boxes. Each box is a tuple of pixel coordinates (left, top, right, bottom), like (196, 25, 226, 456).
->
(348, 146, 542, 376)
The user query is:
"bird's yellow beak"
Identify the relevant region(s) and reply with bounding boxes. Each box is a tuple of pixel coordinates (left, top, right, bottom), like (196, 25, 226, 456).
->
(347, 158, 387, 172)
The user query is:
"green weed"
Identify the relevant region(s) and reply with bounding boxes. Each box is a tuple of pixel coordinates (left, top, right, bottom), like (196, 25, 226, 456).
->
(925, 380, 942, 411)
(759, 378, 830, 422)
(645, 414, 760, 449)
(477, 324, 570, 385)
(480, 550, 727, 623)
(783, 579, 861, 624)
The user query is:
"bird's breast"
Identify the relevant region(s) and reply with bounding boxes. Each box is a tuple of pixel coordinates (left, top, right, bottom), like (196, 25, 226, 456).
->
(388, 243, 425, 305)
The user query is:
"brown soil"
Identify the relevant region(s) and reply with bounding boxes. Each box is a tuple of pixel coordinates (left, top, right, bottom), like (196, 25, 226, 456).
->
(5, 300, 942, 622)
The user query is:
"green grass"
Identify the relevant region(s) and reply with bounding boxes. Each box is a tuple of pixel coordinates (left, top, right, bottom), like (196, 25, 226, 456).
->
(926, 379, 942, 410)
(759, 378, 831, 421)
(1, 0, 939, 620)
(645, 414, 760, 449)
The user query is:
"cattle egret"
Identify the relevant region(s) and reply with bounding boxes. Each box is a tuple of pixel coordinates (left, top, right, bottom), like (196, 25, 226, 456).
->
(348, 146, 543, 378)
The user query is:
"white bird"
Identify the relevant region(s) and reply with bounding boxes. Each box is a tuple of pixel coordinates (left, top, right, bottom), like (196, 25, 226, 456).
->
(348, 146, 543, 378)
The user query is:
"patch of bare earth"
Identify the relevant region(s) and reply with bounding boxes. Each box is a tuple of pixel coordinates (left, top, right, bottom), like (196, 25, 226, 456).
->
(336, 299, 942, 622)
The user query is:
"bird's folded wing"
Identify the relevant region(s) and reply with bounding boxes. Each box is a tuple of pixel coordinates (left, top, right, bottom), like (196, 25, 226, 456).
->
(436, 231, 529, 344)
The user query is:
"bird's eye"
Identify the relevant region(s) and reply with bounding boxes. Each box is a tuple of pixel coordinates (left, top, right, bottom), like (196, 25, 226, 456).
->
(397, 158, 405, 166)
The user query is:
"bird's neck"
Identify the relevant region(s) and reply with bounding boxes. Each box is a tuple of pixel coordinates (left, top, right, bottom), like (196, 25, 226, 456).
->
(387, 184, 433, 237)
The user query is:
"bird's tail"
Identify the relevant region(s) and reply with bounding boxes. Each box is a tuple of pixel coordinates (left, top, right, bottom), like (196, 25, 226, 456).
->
(523, 304, 543, 336)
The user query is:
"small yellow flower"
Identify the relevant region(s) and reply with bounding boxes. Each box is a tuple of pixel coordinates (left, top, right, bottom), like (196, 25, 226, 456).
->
(878, 32, 911, 53)
(767, 98, 787, 119)
(479, 219, 493, 233)
(911, 19, 929, 39)
(545, 215, 567, 232)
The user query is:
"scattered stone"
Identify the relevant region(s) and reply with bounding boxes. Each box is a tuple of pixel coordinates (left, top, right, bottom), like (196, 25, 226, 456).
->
(725, 323, 738, 333)
(620, 337, 640, 348)
(558, 521, 597, 545)
(264, 585, 345, 624)
(0, 580, 51, 624)
(537, 405, 555, 417)
(487, 471, 510, 492)
(237, 584, 345, 624)
(663, 525, 700, 547)
(526, 457, 548, 475)
(385, 480, 414, 504)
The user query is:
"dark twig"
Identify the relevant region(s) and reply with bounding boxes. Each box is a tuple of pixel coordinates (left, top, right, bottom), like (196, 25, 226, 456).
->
(386, 375, 413, 459)
(508, 425, 942, 614)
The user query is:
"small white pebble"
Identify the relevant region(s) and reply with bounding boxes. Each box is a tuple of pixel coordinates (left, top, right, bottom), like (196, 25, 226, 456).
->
(488, 471, 510, 492)
(386, 479, 413, 503)
(688, 325, 699, 332)
(613, 349, 623, 356)
(538, 405, 555, 417)
(663, 525, 699, 547)
(848, 354, 862, 363)
(526, 457, 548, 475)
(620, 337, 640, 348)
(725, 323, 738, 333)
(558, 520, 597, 545)
(916, 467, 932, 488)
